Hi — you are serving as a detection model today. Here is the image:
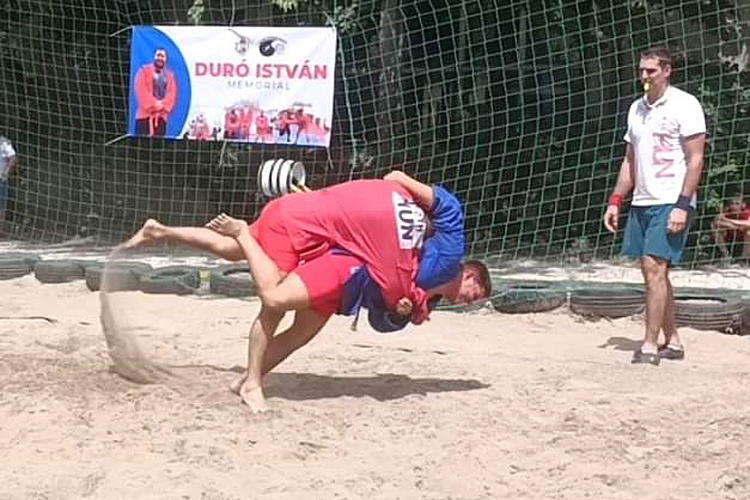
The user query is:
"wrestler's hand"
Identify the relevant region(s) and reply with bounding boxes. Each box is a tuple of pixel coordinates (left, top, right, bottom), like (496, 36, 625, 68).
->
(205, 212, 248, 238)
(395, 297, 413, 316)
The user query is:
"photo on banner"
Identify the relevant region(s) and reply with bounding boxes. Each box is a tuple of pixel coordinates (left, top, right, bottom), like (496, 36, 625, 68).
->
(127, 26, 337, 147)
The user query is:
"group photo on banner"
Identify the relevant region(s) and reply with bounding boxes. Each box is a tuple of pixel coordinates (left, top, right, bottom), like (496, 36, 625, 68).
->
(127, 25, 337, 147)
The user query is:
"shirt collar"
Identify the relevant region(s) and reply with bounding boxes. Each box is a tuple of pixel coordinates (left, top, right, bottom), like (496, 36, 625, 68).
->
(643, 85, 672, 109)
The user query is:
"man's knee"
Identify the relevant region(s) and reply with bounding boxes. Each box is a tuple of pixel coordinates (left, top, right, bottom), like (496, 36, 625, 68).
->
(259, 290, 287, 311)
(259, 273, 309, 311)
(641, 256, 668, 283)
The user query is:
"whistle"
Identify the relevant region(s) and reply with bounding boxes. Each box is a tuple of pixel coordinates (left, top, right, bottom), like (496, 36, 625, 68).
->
(643, 82, 651, 92)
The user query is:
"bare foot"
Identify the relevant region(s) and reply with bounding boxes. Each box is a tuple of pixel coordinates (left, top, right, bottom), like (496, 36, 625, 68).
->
(118, 219, 165, 250)
(229, 372, 268, 395)
(239, 381, 268, 413)
(205, 213, 248, 238)
(229, 373, 246, 394)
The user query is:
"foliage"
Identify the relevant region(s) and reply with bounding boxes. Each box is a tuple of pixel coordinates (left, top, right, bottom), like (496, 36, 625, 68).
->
(1, 0, 749, 265)
(187, 0, 207, 25)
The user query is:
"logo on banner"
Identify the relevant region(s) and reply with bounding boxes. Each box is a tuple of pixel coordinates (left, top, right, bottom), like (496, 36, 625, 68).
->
(229, 28, 251, 56)
(228, 29, 286, 57)
(259, 37, 286, 57)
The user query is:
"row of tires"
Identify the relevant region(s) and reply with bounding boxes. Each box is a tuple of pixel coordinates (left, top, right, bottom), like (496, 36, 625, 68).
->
(442, 282, 750, 336)
(3, 252, 748, 334)
(0, 252, 256, 297)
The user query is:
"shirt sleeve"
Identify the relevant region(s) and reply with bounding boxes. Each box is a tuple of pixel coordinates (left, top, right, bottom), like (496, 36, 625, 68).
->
(680, 95, 706, 138)
(340, 265, 410, 333)
(623, 101, 637, 143)
(366, 298, 410, 333)
(415, 186, 465, 290)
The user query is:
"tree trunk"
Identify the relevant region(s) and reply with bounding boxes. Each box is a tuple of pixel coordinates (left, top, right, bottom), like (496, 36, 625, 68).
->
(376, 0, 405, 167)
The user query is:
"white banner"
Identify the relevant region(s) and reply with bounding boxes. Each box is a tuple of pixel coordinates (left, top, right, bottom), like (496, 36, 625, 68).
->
(128, 26, 337, 147)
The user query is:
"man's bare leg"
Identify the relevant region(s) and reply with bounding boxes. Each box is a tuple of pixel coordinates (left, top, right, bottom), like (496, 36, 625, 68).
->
(262, 309, 329, 373)
(640, 255, 669, 355)
(712, 222, 731, 258)
(208, 213, 319, 411)
(119, 218, 244, 261)
(661, 276, 682, 347)
(229, 309, 329, 394)
(236, 305, 285, 413)
(235, 272, 313, 411)
(207, 213, 289, 296)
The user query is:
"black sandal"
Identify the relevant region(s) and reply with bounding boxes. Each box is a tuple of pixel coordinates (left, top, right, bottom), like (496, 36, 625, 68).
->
(631, 350, 660, 365)
(657, 344, 685, 360)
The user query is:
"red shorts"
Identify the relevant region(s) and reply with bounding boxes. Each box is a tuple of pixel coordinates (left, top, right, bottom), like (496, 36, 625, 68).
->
(249, 200, 363, 317)
(294, 251, 364, 318)
(248, 199, 299, 273)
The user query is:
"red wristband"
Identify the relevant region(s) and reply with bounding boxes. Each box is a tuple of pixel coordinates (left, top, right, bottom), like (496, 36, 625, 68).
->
(608, 193, 623, 208)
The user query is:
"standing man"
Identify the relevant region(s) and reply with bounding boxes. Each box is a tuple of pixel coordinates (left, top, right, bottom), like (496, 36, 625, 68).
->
(134, 48, 177, 137)
(0, 135, 18, 236)
(603, 47, 706, 365)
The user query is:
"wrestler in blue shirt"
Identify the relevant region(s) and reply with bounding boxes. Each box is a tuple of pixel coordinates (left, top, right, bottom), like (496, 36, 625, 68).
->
(340, 185, 465, 332)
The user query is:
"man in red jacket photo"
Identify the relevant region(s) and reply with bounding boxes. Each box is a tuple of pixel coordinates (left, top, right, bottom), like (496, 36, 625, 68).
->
(133, 48, 177, 137)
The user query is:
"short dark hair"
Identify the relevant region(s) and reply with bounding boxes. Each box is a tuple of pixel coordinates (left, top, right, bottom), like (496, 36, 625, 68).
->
(464, 259, 492, 298)
(641, 46, 673, 69)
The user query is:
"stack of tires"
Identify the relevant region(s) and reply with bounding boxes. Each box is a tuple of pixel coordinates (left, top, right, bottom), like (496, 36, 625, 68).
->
(34, 260, 89, 284)
(673, 293, 743, 335)
(3, 250, 750, 334)
(741, 294, 750, 336)
(0, 252, 39, 280)
(491, 282, 567, 314)
(86, 261, 152, 292)
(569, 287, 646, 319)
(0, 253, 260, 300)
(208, 264, 257, 298)
(139, 266, 201, 295)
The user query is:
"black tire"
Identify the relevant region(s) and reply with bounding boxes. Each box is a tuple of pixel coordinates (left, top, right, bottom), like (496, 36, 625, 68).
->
(74, 260, 104, 271)
(209, 264, 257, 298)
(433, 299, 490, 314)
(570, 287, 645, 319)
(674, 293, 743, 334)
(0, 251, 42, 267)
(0, 253, 37, 280)
(491, 284, 566, 314)
(139, 265, 201, 295)
(34, 259, 86, 283)
(86, 261, 152, 292)
(740, 295, 750, 336)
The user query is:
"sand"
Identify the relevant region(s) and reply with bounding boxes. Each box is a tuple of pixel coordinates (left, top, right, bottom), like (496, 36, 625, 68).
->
(2, 258, 750, 500)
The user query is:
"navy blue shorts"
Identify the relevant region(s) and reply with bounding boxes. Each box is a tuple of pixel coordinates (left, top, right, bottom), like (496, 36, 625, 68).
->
(621, 204, 694, 266)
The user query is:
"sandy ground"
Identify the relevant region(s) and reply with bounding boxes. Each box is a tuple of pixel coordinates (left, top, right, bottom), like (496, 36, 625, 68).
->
(2, 260, 750, 500)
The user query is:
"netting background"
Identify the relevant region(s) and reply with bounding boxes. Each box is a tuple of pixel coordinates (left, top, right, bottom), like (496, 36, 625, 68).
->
(2, 0, 749, 265)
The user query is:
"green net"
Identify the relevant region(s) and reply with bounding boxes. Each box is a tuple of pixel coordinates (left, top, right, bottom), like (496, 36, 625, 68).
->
(1, 0, 749, 266)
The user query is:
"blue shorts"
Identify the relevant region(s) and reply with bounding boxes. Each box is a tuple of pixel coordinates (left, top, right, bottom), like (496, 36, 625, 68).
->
(0, 179, 8, 212)
(621, 204, 694, 266)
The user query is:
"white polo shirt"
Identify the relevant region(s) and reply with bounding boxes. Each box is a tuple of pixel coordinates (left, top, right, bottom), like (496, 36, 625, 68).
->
(624, 86, 706, 207)
(0, 136, 16, 181)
